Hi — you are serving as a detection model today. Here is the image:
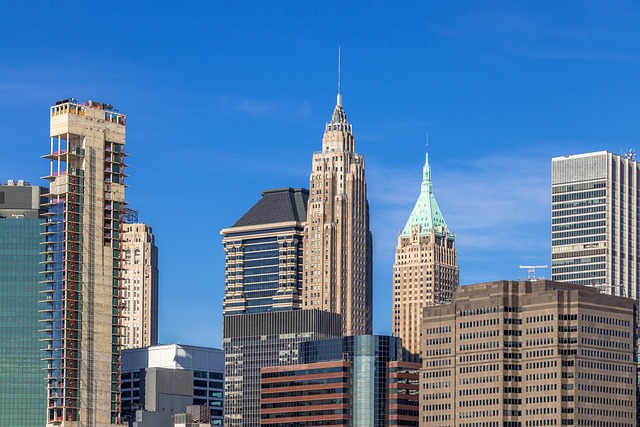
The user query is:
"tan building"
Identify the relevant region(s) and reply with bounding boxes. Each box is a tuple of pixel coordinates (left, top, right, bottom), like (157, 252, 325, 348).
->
(42, 99, 127, 426)
(420, 280, 637, 427)
(393, 147, 458, 357)
(302, 90, 373, 336)
(122, 222, 158, 349)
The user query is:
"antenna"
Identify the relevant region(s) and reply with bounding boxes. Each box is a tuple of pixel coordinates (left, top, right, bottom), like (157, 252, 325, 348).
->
(337, 46, 342, 106)
(519, 265, 548, 281)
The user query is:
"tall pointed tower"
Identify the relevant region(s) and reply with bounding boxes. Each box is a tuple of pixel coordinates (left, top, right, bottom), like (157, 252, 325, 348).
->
(392, 146, 458, 357)
(302, 86, 373, 336)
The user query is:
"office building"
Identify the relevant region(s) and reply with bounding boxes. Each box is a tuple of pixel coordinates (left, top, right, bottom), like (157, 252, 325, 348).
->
(302, 89, 373, 336)
(121, 344, 224, 426)
(223, 309, 342, 427)
(420, 280, 636, 427)
(392, 147, 458, 357)
(42, 98, 127, 426)
(221, 188, 308, 315)
(0, 180, 47, 427)
(122, 222, 159, 348)
(261, 335, 420, 426)
(552, 151, 640, 299)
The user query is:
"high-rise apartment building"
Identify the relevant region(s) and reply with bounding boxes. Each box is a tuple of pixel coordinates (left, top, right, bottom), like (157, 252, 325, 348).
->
(223, 309, 342, 427)
(302, 90, 373, 335)
(420, 280, 637, 427)
(552, 151, 640, 299)
(221, 188, 308, 315)
(122, 222, 159, 349)
(42, 98, 128, 426)
(261, 335, 420, 426)
(392, 148, 458, 357)
(0, 180, 47, 427)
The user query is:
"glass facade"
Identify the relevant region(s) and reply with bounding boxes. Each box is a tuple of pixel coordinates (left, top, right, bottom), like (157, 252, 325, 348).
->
(0, 217, 46, 427)
(299, 335, 411, 427)
(223, 227, 304, 314)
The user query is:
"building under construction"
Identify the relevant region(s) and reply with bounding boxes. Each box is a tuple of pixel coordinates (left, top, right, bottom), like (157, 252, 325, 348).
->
(41, 99, 127, 426)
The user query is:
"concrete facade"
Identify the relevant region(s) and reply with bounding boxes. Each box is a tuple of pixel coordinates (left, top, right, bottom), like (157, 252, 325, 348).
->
(420, 280, 636, 427)
(302, 92, 373, 336)
(42, 99, 127, 426)
(552, 151, 640, 299)
(121, 223, 158, 349)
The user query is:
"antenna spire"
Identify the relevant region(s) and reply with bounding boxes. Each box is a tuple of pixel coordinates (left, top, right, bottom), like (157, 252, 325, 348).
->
(337, 46, 342, 107)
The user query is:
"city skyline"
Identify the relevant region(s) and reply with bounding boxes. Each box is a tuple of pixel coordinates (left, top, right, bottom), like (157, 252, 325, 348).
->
(1, 2, 640, 347)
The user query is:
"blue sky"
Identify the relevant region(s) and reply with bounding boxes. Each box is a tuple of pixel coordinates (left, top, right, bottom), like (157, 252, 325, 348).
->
(1, 2, 639, 347)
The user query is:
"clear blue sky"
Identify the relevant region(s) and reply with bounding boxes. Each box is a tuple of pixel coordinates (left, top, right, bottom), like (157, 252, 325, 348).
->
(2, 2, 639, 347)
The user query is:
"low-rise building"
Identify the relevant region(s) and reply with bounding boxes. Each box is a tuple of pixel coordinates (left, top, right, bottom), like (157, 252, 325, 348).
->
(261, 335, 420, 426)
(121, 344, 224, 426)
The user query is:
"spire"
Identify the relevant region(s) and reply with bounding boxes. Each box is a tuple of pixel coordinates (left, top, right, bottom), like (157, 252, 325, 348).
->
(423, 135, 432, 193)
(330, 47, 347, 125)
(337, 46, 342, 107)
(400, 143, 449, 236)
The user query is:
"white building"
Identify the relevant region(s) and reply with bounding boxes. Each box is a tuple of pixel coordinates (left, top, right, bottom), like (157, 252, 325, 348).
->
(121, 344, 224, 426)
(552, 151, 640, 299)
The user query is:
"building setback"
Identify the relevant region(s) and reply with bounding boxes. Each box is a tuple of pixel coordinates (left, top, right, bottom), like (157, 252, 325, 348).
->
(223, 309, 342, 427)
(261, 335, 420, 426)
(121, 344, 224, 426)
(302, 89, 373, 336)
(42, 98, 128, 426)
(420, 280, 636, 427)
(551, 151, 640, 298)
(392, 147, 458, 357)
(221, 188, 308, 315)
(0, 181, 47, 427)
(121, 222, 159, 349)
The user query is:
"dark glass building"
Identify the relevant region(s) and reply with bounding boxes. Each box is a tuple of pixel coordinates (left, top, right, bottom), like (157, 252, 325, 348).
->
(223, 309, 342, 427)
(221, 188, 308, 315)
(0, 180, 47, 427)
(261, 335, 420, 426)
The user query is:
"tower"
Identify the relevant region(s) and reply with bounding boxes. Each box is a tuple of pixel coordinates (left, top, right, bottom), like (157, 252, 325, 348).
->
(121, 222, 159, 349)
(551, 151, 640, 300)
(42, 99, 127, 426)
(392, 147, 458, 357)
(302, 87, 373, 335)
(221, 187, 308, 315)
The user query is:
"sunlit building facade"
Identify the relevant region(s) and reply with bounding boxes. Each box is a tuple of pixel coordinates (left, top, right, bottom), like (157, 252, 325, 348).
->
(392, 147, 458, 357)
(42, 98, 127, 426)
(420, 280, 636, 427)
(302, 91, 373, 336)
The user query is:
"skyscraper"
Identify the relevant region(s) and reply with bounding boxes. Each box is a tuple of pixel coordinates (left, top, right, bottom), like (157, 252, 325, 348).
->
(122, 222, 159, 349)
(392, 147, 458, 357)
(223, 309, 342, 427)
(0, 180, 47, 427)
(42, 98, 127, 426)
(551, 151, 639, 299)
(420, 280, 636, 427)
(221, 188, 308, 315)
(302, 89, 373, 336)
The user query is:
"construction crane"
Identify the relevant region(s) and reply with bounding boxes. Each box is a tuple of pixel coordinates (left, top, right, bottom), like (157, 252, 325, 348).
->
(519, 265, 548, 281)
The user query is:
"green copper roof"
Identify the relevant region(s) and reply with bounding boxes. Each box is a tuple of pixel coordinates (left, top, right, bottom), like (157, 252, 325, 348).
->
(400, 147, 449, 236)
